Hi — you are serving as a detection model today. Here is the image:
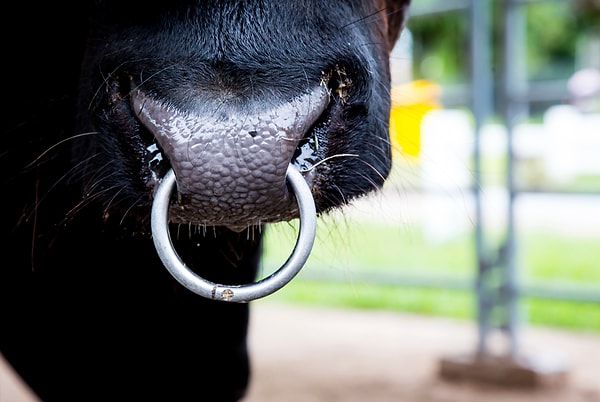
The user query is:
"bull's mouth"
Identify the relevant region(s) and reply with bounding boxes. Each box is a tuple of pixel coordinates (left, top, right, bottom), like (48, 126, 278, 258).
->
(129, 68, 349, 229)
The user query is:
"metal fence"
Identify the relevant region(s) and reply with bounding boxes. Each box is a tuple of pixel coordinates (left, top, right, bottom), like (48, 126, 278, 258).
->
(402, 0, 600, 357)
(294, 0, 600, 360)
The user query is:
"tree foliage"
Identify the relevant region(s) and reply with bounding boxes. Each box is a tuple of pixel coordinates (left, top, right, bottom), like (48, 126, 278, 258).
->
(406, 0, 598, 83)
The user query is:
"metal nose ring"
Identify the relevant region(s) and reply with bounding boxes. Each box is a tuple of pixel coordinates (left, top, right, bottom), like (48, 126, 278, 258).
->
(151, 164, 317, 303)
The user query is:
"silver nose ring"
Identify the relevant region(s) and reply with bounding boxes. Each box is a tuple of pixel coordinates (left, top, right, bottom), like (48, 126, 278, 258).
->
(151, 164, 317, 302)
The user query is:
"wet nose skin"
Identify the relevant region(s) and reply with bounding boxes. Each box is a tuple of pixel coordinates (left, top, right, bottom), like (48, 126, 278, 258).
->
(132, 86, 329, 229)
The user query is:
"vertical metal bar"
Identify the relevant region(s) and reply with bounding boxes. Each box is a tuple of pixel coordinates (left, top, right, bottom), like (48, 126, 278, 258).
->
(501, 0, 528, 357)
(470, 0, 493, 356)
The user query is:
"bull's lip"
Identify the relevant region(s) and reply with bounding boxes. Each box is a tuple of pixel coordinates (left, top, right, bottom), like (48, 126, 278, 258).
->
(131, 85, 330, 228)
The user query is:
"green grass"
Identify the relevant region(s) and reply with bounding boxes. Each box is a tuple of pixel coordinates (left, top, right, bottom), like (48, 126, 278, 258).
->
(266, 281, 476, 320)
(522, 233, 600, 282)
(259, 219, 600, 333)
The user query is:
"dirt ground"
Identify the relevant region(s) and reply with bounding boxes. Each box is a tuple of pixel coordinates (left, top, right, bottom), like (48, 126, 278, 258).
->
(2, 302, 599, 402)
(242, 302, 600, 402)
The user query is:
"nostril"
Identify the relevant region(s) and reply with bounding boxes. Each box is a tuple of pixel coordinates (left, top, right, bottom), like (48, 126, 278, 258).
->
(322, 63, 354, 105)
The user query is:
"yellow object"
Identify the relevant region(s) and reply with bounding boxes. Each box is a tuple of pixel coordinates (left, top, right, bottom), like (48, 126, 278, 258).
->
(389, 79, 442, 158)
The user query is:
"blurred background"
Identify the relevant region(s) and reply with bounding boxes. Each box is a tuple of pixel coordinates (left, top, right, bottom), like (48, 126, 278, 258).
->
(263, 0, 600, 345)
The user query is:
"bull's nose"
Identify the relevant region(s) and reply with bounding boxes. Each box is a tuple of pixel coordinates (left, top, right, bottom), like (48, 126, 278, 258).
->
(132, 86, 329, 228)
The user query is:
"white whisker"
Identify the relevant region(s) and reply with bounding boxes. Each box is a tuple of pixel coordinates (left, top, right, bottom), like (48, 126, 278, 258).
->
(299, 153, 359, 173)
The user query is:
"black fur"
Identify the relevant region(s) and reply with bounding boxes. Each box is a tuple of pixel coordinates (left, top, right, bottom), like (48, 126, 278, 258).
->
(1, 1, 409, 400)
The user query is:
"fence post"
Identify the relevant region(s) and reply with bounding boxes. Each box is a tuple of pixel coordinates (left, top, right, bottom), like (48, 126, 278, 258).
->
(438, 0, 569, 387)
